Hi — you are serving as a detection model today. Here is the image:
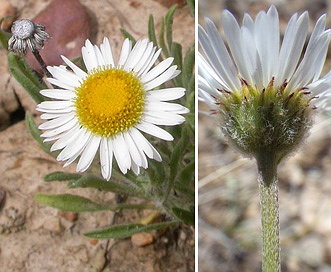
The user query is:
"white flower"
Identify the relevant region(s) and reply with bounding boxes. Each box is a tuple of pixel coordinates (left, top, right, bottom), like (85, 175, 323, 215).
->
(199, 5, 331, 112)
(37, 38, 188, 180)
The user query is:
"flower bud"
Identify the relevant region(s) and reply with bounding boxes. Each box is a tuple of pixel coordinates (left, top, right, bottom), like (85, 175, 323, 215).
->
(220, 78, 313, 164)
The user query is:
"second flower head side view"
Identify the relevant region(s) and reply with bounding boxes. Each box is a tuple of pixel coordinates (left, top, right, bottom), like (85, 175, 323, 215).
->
(199, 5, 331, 272)
(199, 5, 331, 160)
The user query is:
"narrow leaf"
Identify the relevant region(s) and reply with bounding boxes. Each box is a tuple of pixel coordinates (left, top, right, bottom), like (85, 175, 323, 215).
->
(84, 221, 179, 239)
(158, 19, 169, 58)
(169, 127, 189, 181)
(148, 15, 158, 47)
(177, 161, 195, 186)
(120, 29, 136, 45)
(165, 5, 177, 49)
(186, 0, 195, 16)
(68, 174, 146, 198)
(34, 193, 108, 212)
(170, 42, 183, 86)
(174, 182, 194, 201)
(25, 112, 52, 153)
(182, 46, 195, 89)
(44, 171, 82, 182)
(0, 18, 11, 50)
(8, 52, 47, 103)
(35, 193, 158, 213)
(172, 207, 194, 225)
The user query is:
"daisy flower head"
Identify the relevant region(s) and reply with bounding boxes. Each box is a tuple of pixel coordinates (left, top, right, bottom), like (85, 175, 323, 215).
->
(37, 38, 188, 180)
(199, 5, 331, 161)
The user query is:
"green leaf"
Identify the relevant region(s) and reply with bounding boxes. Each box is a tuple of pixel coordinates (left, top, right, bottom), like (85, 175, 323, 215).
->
(68, 174, 146, 198)
(185, 112, 195, 130)
(8, 52, 47, 103)
(120, 29, 136, 45)
(170, 42, 182, 70)
(35, 193, 109, 212)
(165, 5, 177, 49)
(182, 46, 195, 89)
(170, 42, 183, 86)
(174, 182, 194, 201)
(35, 193, 156, 212)
(25, 112, 52, 153)
(172, 207, 194, 225)
(177, 160, 195, 186)
(169, 127, 189, 181)
(158, 19, 169, 58)
(84, 221, 179, 239)
(186, 0, 195, 16)
(148, 15, 158, 47)
(0, 18, 11, 50)
(147, 159, 166, 187)
(44, 171, 82, 182)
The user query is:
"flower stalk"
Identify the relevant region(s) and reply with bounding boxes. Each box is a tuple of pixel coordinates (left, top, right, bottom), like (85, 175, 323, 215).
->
(256, 151, 281, 272)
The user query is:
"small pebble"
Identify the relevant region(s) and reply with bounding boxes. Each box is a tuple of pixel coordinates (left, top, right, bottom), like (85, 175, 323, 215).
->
(179, 230, 187, 240)
(43, 217, 61, 232)
(57, 211, 78, 222)
(89, 239, 98, 246)
(131, 232, 154, 247)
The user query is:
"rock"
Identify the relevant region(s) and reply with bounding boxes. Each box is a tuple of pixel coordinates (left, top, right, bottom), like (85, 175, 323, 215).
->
(89, 245, 107, 271)
(0, 0, 16, 31)
(291, 235, 325, 267)
(131, 232, 154, 247)
(318, 265, 331, 272)
(58, 211, 78, 222)
(154, 0, 186, 8)
(25, 0, 91, 73)
(42, 217, 61, 232)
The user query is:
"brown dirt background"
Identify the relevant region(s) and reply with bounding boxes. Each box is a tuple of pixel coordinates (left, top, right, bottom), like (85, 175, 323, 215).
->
(198, 0, 331, 271)
(0, 0, 194, 271)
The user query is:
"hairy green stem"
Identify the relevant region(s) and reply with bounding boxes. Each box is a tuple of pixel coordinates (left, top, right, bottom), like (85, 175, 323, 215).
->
(257, 152, 281, 272)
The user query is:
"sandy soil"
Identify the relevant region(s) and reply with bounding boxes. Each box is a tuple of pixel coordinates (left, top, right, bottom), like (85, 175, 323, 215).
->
(0, 0, 195, 271)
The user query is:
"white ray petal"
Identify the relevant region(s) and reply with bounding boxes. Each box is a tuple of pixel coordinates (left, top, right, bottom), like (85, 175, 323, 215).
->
(77, 136, 101, 172)
(129, 128, 161, 161)
(50, 124, 81, 151)
(57, 129, 91, 161)
(38, 112, 75, 130)
(144, 66, 178, 90)
(41, 117, 78, 138)
(100, 37, 115, 67)
(47, 66, 81, 88)
(118, 39, 132, 67)
(61, 55, 87, 79)
(82, 39, 98, 71)
(37, 100, 73, 110)
(146, 87, 186, 101)
(141, 57, 174, 83)
(40, 89, 76, 100)
(123, 132, 142, 167)
(112, 133, 131, 174)
(136, 122, 173, 141)
(139, 48, 161, 77)
(100, 137, 113, 181)
(275, 12, 309, 87)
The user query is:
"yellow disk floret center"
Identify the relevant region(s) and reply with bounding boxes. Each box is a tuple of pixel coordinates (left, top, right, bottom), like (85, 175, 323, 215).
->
(75, 67, 145, 137)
